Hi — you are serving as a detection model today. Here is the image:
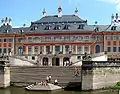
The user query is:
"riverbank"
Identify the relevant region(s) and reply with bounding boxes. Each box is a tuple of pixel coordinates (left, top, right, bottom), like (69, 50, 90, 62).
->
(10, 81, 119, 92)
(0, 86, 119, 94)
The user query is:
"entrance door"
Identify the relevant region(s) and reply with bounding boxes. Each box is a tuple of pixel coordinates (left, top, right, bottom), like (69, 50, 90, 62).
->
(43, 57, 48, 66)
(18, 46, 23, 56)
(52, 57, 60, 66)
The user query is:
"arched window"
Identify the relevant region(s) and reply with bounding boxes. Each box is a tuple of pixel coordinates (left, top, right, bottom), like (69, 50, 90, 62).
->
(95, 45, 100, 53)
(18, 46, 23, 56)
(43, 57, 48, 66)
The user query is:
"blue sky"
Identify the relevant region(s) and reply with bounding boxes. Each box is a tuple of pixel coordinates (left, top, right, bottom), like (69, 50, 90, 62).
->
(0, 0, 119, 27)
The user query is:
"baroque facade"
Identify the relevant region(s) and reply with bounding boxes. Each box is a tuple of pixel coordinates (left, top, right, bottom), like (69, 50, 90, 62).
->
(0, 7, 119, 66)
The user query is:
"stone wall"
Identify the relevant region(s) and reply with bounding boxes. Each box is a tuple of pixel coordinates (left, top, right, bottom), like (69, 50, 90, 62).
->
(82, 61, 120, 90)
(93, 67, 120, 89)
(10, 66, 81, 88)
(0, 66, 10, 88)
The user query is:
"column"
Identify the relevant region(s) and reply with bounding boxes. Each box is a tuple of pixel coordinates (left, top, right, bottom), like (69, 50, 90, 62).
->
(69, 45, 72, 52)
(40, 57, 43, 66)
(75, 45, 78, 54)
(38, 46, 40, 54)
(63, 45, 66, 54)
(43, 46, 46, 55)
(32, 46, 34, 55)
(88, 46, 90, 54)
(12, 37, 15, 55)
(50, 45, 52, 53)
(52, 45, 55, 54)
(60, 57, 63, 66)
(60, 45, 62, 52)
(49, 58, 52, 66)
(104, 35, 107, 52)
(25, 46, 28, 59)
(0, 62, 10, 88)
(82, 46, 84, 54)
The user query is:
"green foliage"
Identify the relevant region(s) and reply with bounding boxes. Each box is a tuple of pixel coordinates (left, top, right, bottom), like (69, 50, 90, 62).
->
(114, 82, 120, 89)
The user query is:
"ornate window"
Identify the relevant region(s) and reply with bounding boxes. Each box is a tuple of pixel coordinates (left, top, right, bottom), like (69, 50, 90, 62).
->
(18, 38, 22, 42)
(84, 36, 89, 41)
(107, 36, 111, 40)
(18, 46, 23, 56)
(78, 36, 83, 41)
(64, 36, 69, 41)
(95, 45, 100, 53)
(0, 38, 1, 42)
(54, 25, 61, 30)
(0, 48, 2, 54)
(3, 48, 6, 53)
(8, 38, 13, 42)
(45, 36, 51, 41)
(4, 39, 7, 42)
(84, 46, 89, 52)
(34, 37, 40, 42)
(56, 36, 61, 41)
(111, 26, 116, 30)
(113, 47, 116, 52)
(55, 46, 60, 53)
(107, 47, 111, 52)
(118, 36, 120, 40)
(34, 46, 38, 54)
(118, 47, 120, 52)
(44, 25, 51, 30)
(65, 45, 69, 52)
(113, 36, 117, 40)
(63, 25, 70, 30)
(70, 36, 74, 41)
(28, 46, 32, 54)
(28, 37, 32, 42)
(46, 46, 50, 54)
(78, 24, 84, 29)
(78, 46, 82, 53)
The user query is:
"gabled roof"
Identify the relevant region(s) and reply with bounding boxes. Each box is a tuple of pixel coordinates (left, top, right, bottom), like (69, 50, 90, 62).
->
(12, 27, 30, 34)
(0, 24, 30, 34)
(32, 15, 87, 24)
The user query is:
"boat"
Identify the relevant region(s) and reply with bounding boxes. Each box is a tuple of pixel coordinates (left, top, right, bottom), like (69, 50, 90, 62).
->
(25, 83, 62, 91)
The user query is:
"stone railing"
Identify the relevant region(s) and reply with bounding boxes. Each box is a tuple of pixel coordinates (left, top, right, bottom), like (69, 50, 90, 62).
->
(82, 61, 120, 70)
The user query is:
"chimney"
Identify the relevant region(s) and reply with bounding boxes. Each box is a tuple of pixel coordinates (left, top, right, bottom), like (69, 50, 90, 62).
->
(75, 8, 78, 16)
(1, 18, 4, 26)
(42, 8, 46, 17)
(8, 18, 12, 26)
(5, 17, 10, 25)
(111, 14, 114, 23)
(116, 13, 118, 22)
(58, 6, 62, 17)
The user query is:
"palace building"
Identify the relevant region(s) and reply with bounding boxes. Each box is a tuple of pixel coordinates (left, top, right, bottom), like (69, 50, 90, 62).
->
(0, 7, 120, 66)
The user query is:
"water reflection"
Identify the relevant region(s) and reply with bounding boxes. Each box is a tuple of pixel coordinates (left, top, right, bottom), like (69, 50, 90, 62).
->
(0, 87, 119, 94)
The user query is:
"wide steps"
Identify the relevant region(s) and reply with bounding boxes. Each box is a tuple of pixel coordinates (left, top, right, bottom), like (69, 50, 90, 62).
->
(10, 66, 81, 87)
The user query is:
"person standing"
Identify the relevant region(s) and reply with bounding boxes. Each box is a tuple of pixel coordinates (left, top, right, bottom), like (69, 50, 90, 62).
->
(48, 75, 51, 83)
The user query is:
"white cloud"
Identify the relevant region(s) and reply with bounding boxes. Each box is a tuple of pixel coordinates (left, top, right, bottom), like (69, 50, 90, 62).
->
(96, 0, 120, 13)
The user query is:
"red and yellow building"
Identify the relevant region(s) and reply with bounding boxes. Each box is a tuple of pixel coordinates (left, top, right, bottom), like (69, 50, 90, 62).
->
(0, 7, 119, 66)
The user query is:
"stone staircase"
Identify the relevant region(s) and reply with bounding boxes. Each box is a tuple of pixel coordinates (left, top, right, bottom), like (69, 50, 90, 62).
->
(10, 66, 81, 88)
(9, 56, 37, 66)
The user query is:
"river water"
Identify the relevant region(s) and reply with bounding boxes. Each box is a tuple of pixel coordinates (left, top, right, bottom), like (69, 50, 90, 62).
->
(0, 87, 119, 94)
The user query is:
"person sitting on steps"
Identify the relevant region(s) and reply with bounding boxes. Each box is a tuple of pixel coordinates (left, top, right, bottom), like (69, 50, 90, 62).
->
(54, 79, 58, 85)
